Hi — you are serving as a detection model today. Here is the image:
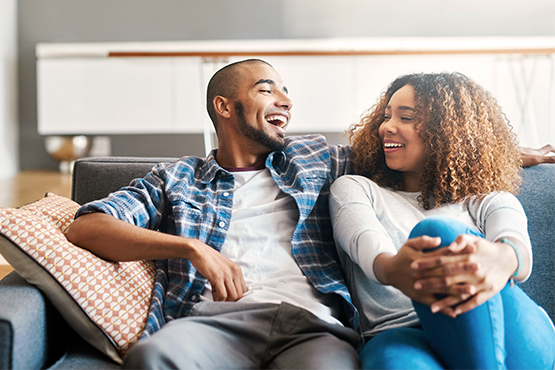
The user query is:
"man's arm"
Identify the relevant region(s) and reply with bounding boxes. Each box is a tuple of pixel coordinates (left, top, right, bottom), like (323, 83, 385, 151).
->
(66, 212, 247, 301)
(520, 144, 555, 167)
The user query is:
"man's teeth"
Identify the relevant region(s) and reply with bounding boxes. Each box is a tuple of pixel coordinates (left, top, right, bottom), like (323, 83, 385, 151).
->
(384, 143, 404, 148)
(266, 115, 287, 127)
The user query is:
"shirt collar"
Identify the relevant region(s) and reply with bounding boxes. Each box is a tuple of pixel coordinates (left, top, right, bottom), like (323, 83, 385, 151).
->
(199, 147, 288, 183)
(198, 149, 230, 184)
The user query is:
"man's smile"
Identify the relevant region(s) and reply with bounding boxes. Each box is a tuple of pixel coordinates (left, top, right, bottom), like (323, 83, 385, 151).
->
(265, 113, 289, 129)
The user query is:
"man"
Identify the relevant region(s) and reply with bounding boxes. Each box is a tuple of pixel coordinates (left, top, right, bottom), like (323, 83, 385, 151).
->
(67, 59, 362, 369)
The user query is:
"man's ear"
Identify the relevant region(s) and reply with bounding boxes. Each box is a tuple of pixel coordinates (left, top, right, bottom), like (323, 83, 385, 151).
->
(213, 96, 232, 119)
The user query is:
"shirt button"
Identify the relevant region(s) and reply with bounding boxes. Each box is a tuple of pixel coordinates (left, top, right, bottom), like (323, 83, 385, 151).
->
(218, 221, 225, 228)
(223, 192, 230, 197)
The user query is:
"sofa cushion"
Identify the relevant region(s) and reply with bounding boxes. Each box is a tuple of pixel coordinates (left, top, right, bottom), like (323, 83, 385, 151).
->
(0, 193, 156, 364)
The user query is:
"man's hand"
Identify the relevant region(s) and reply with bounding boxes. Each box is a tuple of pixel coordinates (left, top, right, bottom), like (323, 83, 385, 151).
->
(520, 144, 555, 167)
(186, 239, 247, 302)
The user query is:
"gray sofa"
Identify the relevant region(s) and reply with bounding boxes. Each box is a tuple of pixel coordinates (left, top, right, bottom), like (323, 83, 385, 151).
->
(0, 157, 554, 369)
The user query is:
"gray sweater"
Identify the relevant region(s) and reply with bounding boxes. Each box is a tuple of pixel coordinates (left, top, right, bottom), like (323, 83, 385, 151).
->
(329, 175, 532, 338)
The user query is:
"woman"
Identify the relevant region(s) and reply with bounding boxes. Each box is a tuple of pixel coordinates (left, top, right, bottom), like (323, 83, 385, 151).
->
(330, 72, 555, 369)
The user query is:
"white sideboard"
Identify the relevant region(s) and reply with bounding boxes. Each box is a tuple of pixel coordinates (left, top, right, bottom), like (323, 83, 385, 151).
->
(36, 37, 555, 148)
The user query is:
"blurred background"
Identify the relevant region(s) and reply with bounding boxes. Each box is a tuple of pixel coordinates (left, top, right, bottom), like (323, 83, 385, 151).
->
(1, 0, 555, 276)
(3, 0, 555, 176)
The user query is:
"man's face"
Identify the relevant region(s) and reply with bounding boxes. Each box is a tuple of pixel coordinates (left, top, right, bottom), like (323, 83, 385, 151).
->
(232, 63, 293, 152)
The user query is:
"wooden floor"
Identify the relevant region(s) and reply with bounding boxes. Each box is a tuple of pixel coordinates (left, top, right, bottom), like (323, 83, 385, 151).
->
(0, 171, 72, 278)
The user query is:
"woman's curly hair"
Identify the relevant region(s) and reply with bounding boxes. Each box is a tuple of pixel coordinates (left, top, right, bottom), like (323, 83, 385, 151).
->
(349, 72, 522, 210)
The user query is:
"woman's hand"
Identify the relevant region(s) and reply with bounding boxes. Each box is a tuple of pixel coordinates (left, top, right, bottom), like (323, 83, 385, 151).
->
(374, 236, 472, 317)
(411, 234, 518, 316)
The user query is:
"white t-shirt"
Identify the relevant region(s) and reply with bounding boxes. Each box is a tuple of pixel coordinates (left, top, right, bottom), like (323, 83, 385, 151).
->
(329, 175, 532, 338)
(201, 168, 341, 325)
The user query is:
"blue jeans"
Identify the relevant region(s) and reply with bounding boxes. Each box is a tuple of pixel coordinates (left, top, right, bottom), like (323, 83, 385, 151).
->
(360, 216, 555, 370)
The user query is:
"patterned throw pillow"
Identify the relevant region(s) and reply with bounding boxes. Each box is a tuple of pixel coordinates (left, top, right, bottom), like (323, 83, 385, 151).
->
(0, 193, 156, 364)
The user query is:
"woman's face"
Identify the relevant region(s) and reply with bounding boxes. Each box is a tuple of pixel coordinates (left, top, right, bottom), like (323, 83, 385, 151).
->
(378, 84, 427, 189)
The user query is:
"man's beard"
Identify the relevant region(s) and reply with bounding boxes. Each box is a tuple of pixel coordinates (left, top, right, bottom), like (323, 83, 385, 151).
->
(235, 101, 286, 152)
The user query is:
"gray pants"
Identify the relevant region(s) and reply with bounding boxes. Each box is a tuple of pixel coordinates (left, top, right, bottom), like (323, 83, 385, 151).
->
(124, 301, 361, 369)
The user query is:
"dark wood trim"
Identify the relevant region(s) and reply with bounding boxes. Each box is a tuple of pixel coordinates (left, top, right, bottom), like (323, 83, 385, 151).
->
(108, 48, 555, 58)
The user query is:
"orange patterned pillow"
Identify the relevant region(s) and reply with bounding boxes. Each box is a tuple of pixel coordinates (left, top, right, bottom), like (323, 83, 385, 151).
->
(0, 193, 156, 364)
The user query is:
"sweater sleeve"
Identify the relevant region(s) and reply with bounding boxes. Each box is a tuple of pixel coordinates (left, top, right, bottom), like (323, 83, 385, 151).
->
(469, 192, 533, 281)
(329, 175, 398, 282)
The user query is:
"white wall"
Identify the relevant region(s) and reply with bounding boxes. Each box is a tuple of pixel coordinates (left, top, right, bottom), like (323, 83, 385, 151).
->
(0, 0, 18, 180)
(281, 0, 555, 38)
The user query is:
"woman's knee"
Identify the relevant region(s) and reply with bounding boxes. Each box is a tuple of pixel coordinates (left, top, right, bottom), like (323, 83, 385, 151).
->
(409, 216, 482, 247)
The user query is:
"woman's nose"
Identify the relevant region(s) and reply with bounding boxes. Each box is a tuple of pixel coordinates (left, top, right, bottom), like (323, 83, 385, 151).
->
(380, 119, 397, 134)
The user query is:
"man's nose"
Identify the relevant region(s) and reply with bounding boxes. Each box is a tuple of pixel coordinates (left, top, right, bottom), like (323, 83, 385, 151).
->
(276, 92, 293, 110)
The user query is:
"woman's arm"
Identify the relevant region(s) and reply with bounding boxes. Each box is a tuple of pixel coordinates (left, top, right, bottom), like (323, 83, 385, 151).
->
(329, 176, 398, 281)
(329, 176, 472, 312)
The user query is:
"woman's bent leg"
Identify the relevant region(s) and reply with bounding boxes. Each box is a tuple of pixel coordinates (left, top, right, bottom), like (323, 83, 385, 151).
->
(407, 216, 554, 369)
(412, 297, 505, 369)
(501, 285, 555, 369)
(410, 216, 506, 369)
(359, 328, 444, 370)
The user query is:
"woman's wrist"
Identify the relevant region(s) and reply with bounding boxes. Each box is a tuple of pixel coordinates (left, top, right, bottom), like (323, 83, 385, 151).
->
(498, 237, 523, 286)
(374, 252, 395, 286)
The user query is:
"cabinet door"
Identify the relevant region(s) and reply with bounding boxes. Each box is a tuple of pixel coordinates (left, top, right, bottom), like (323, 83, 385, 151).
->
(37, 57, 176, 135)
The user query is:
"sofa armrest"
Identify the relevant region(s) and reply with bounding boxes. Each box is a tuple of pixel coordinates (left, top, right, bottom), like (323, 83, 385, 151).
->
(0, 271, 50, 369)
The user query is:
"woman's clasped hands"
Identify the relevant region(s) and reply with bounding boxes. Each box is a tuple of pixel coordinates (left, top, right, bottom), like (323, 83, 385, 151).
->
(379, 234, 518, 319)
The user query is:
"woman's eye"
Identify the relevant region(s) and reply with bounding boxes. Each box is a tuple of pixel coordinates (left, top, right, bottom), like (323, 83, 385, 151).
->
(260, 90, 271, 94)
(401, 116, 414, 122)
(383, 115, 391, 121)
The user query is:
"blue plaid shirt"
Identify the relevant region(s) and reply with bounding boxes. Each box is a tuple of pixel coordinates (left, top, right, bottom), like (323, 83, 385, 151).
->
(76, 135, 360, 336)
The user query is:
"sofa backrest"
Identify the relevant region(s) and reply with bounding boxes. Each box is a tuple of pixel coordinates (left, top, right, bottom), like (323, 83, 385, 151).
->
(516, 164, 555, 321)
(72, 156, 179, 205)
(71, 157, 555, 321)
